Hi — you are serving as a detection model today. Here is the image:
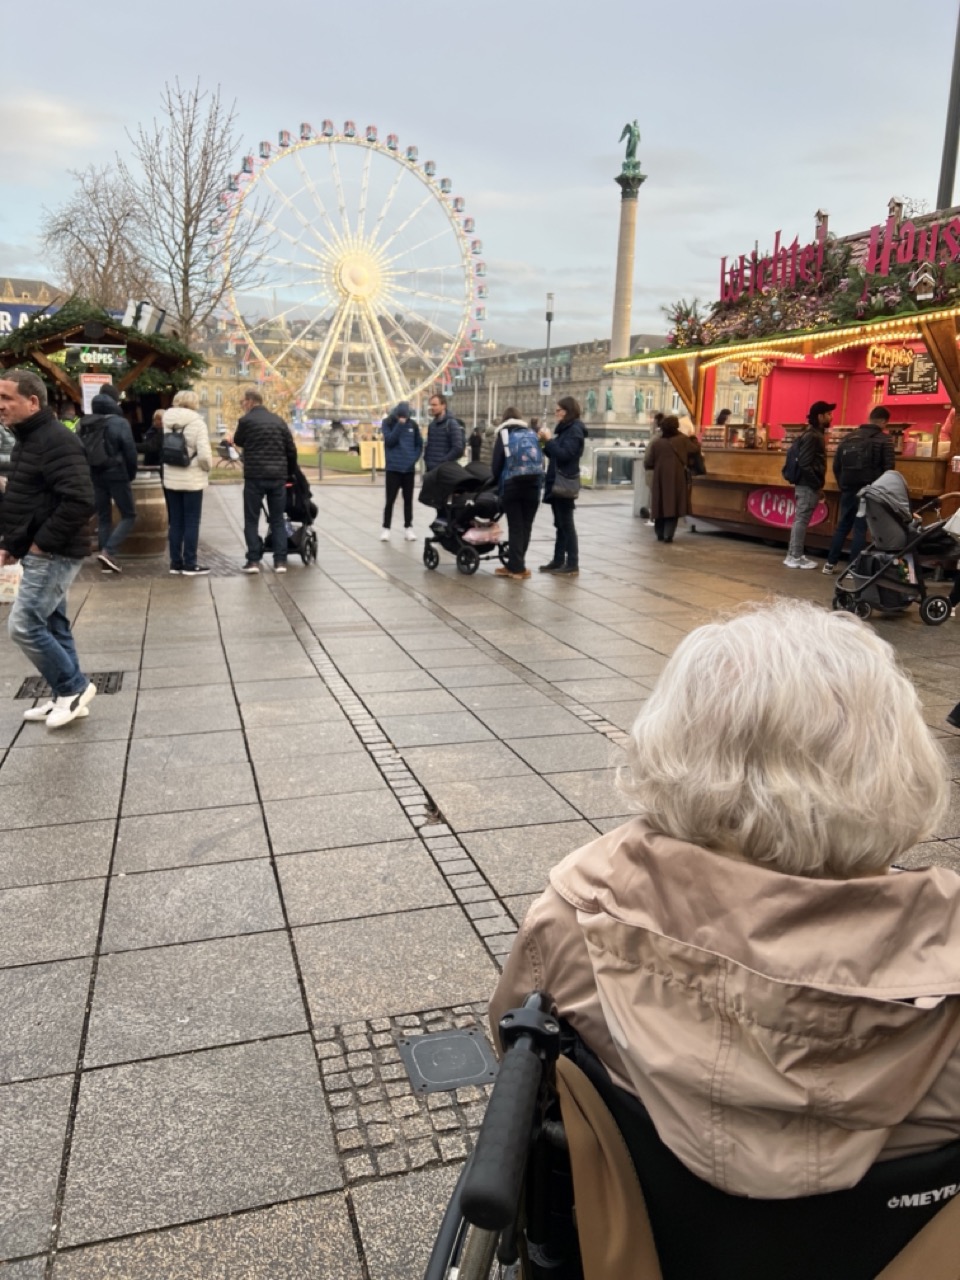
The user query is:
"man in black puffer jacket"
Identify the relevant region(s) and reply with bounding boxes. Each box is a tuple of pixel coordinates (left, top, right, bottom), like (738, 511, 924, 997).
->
(0, 368, 97, 729)
(77, 384, 138, 574)
(230, 388, 298, 574)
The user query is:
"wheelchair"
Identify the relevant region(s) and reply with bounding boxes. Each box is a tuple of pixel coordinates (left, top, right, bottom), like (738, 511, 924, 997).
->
(424, 992, 960, 1280)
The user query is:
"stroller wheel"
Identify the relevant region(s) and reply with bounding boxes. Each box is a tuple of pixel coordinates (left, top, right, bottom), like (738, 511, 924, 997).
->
(300, 528, 318, 565)
(423, 543, 440, 571)
(920, 594, 951, 626)
(832, 590, 854, 613)
(497, 541, 510, 566)
(456, 546, 480, 575)
(853, 600, 873, 620)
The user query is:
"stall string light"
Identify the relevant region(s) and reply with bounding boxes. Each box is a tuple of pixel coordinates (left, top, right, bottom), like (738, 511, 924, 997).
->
(700, 349, 808, 370)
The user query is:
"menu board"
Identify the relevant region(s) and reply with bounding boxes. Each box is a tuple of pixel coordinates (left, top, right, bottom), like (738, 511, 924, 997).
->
(888, 352, 940, 396)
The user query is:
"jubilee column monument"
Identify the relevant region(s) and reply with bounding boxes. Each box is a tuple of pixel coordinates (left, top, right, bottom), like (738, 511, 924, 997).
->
(610, 121, 646, 361)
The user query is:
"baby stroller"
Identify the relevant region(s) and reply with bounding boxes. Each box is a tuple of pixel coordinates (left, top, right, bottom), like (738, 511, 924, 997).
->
(262, 465, 318, 565)
(832, 471, 960, 625)
(419, 460, 509, 575)
(215, 438, 241, 469)
(425, 991, 960, 1280)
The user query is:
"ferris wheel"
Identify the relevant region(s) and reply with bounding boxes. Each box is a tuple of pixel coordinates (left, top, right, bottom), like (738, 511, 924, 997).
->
(221, 122, 486, 417)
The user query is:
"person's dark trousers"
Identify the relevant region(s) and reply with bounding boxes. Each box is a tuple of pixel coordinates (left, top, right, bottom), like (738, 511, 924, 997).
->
(551, 499, 579, 568)
(243, 477, 287, 564)
(383, 471, 415, 528)
(165, 489, 204, 571)
(826, 489, 868, 566)
(654, 517, 679, 542)
(93, 475, 137, 556)
(503, 479, 540, 573)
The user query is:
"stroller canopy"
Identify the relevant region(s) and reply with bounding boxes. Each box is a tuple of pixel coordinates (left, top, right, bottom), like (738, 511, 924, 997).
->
(860, 471, 917, 551)
(419, 460, 493, 509)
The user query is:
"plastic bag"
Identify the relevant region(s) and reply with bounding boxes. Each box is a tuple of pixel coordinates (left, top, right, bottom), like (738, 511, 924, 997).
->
(0, 562, 22, 604)
(944, 507, 960, 538)
(462, 522, 502, 545)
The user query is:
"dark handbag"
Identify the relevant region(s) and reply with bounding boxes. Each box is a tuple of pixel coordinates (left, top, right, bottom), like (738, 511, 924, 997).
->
(552, 471, 581, 500)
(688, 448, 707, 477)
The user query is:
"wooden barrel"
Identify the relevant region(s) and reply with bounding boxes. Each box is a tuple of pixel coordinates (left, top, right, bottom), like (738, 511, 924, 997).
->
(120, 470, 168, 558)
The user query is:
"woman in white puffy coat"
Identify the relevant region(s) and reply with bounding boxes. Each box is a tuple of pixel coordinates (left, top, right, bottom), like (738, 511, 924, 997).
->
(161, 390, 212, 575)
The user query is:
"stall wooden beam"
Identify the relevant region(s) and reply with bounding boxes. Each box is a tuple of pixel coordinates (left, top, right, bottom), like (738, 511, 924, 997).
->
(662, 359, 696, 418)
(918, 316, 960, 494)
(117, 352, 157, 392)
(28, 350, 80, 402)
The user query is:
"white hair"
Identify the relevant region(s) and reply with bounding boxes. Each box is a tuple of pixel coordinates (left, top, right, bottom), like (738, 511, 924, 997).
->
(172, 389, 200, 411)
(618, 600, 947, 878)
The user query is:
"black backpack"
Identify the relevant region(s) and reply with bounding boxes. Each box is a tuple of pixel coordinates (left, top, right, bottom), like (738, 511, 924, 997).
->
(838, 435, 882, 491)
(161, 426, 193, 468)
(77, 415, 114, 470)
(781, 435, 803, 485)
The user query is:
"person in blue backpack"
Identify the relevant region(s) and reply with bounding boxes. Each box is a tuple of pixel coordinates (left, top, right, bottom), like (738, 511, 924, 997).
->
(491, 408, 543, 579)
(380, 401, 423, 542)
(784, 401, 832, 570)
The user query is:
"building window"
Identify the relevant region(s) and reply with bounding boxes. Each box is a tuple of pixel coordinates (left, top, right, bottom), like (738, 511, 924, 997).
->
(214, 366, 222, 376)
(732, 393, 741, 415)
(200, 387, 209, 404)
(215, 388, 223, 408)
(670, 391, 681, 413)
(645, 389, 654, 412)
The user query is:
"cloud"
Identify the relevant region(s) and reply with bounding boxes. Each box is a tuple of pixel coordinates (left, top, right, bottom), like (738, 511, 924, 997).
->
(0, 93, 122, 184)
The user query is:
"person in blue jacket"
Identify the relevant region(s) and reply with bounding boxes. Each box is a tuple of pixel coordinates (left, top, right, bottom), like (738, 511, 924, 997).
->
(539, 396, 587, 575)
(380, 401, 423, 541)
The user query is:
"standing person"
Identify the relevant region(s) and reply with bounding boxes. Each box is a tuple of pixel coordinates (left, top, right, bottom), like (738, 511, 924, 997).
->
(380, 401, 422, 542)
(784, 400, 833, 570)
(467, 425, 483, 463)
(231, 389, 298, 574)
(643, 414, 701, 543)
(422, 393, 464, 471)
(823, 406, 896, 574)
(539, 396, 587, 576)
(77, 384, 138, 574)
(491, 408, 543, 579)
(141, 409, 165, 467)
(0, 369, 96, 729)
(479, 418, 499, 466)
(161, 390, 213, 575)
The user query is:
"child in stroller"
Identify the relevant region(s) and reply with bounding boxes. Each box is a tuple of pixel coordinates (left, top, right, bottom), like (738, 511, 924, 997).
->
(261, 466, 318, 565)
(832, 470, 960, 625)
(419, 460, 510, 575)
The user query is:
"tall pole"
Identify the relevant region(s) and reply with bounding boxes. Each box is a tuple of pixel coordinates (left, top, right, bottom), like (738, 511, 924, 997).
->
(611, 127, 647, 361)
(473, 377, 479, 429)
(542, 292, 554, 422)
(938, 2, 960, 211)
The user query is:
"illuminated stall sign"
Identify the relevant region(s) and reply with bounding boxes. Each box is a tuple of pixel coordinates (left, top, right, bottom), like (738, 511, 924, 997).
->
(887, 351, 940, 396)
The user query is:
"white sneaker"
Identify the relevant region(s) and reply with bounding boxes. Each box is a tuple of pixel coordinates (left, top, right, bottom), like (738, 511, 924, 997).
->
(796, 556, 818, 569)
(380, 528, 391, 542)
(783, 556, 801, 568)
(23, 699, 89, 723)
(46, 682, 96, 729)
(404, 528, 416, 541)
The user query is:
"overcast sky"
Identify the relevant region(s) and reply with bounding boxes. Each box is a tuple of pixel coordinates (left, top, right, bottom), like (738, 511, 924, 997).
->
(1, 0, 958, 349)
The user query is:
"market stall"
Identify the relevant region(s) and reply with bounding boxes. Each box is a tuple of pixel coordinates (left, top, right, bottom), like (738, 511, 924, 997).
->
(609, 203, 960, 544)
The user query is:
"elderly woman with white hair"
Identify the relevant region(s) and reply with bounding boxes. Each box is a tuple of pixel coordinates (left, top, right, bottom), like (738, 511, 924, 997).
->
(161, 390, 212, 576)
(491, 599, 960, 1201)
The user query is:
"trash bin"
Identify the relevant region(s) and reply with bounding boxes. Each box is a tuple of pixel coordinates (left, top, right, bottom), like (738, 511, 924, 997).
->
(121, 470, 168, 557)
(633, 456, 651, 519)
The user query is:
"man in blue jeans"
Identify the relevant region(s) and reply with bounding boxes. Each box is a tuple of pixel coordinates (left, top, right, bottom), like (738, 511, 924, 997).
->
(230, 389, 298, 574)
(0, 369, 97, 729)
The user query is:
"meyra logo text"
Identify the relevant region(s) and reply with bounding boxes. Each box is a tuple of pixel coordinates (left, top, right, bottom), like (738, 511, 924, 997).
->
(888, 1185, 960, 1209)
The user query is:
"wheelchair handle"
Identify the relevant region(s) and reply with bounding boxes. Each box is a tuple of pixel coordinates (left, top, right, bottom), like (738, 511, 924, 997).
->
(460, 995, 560, 1232)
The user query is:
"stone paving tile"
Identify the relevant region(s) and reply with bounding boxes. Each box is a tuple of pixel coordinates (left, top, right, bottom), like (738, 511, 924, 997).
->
(430, 664, 523, 688)
(137, 663, 233, 690)
(506, 732, 626, 773)
(0, 958, 91, 1084)
(360, 688, 464, 718)
(115, 805, 268, 873)
(124, 730, 249, 772)
(1, 1258, 46, 1278)
(426, 774, 580, 832)
(897, 840, 960, 872)
(296, 907, 498, 1023)
(279, 840, 453, 926)
(552, 675, 651, 703)
(460, 821, 598, 896)
(378, 710, 493, 748)
(59, 1037, 341, 1246)
(346, 669, 442, 694)
(539, 768, 633, 820)
(504, 892, 542, 925)
(245, 720, 362, 760)
(0, 739, 126, 787)
(233, 676, 332, 703)
(351, 1165, 459, 1280)
(472, 704, 592, 739)
(101, 860, 282, 952)
(399, 740, 531, 787)
(0, 1075, 73, 1259)
(266, 789, 414, 854)
(586, 699, 644, 732)
(239, 697, 349, 729)
(52, 1195, 363, 1279)
(254, 750, 386, 802)
(931, 781, 960, 840)
(0, 880, 104, 969)
(122, 761, 258, 816)
(0, 821, 113, 890)
(0, 776, 123, 829)
(454, 683, 555, 712)
(86, 932, 305, 1066)
(132, 704, 242, 738)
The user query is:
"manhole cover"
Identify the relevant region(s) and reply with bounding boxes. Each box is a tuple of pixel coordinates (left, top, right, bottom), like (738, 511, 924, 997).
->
(16, 671, 124, 700)
(397, 1028, 499, 1093)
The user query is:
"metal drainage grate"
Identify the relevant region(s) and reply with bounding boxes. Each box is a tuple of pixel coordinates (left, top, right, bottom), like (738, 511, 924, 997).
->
(16, 671, 125, 700)
(397, 1028, 499, 1094)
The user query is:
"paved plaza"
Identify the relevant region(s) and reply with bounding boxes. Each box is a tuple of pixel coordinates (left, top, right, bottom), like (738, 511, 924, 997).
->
(2, 481, 960, 1279)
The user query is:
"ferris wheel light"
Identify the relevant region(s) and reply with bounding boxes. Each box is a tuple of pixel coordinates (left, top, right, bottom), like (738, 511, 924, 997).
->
(343, 121, 357, 138)
(300, 123, 314, 140)
(405, 145, 418, 162)
(365, 125, 377, 143)
(321, 120, 334, 137)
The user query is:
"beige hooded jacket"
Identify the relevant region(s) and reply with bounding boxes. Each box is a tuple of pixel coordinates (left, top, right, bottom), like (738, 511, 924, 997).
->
(490, 819, 960, 1200)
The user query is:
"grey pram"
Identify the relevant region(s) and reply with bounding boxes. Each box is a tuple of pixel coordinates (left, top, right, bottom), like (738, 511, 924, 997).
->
(832, 471, 959, 624)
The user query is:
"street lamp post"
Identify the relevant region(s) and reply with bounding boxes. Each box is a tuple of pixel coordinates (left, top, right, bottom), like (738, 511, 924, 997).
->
(542, 292, 554, 423)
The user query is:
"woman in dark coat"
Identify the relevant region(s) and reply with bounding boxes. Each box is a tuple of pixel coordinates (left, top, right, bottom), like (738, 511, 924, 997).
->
(539, 396, 587, 575)
(643, 414, 702, 542)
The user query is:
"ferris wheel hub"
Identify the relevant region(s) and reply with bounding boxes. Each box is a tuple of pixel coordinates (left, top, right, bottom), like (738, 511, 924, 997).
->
(335, 249, 382, 300)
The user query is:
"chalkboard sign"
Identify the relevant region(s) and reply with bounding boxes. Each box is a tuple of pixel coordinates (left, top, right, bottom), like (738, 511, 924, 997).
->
(889, 351, 940, 396)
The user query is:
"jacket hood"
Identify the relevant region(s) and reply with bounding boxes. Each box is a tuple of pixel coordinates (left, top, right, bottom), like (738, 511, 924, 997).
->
(499, 418, 528, 430)
(91, 394, 122, 415)
(550, 820, 960, 1196)
(162, 407, 203, 429)
(390, 401, 412, 420)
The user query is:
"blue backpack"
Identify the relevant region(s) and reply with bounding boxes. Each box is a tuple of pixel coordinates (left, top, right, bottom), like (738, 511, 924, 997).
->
(781, 435, 803, 485)
(500, 426, 543, 485)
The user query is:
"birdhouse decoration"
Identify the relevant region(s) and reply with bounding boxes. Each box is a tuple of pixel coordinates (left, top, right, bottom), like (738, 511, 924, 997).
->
(911, 263, 936, 303)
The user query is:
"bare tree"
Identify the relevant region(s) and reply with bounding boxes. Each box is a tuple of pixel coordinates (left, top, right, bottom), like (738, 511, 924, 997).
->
(40, 165, 157, 311)
(118, 79, 264, 343)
